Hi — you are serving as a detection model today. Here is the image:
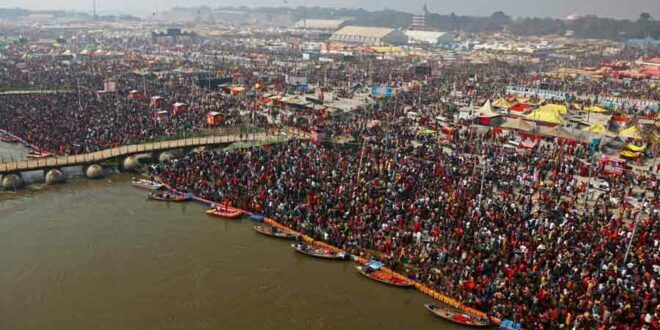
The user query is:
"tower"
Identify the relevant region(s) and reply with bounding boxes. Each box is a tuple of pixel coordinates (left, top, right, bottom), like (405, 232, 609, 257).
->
(410, 4, 428, 29)
(93, 0, 97, 19)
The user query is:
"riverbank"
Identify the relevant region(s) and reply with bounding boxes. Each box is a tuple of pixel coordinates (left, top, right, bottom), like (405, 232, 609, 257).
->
(156, 180, 501, 327)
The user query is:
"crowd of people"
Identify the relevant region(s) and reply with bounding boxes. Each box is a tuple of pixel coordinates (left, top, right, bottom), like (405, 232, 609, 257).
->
(1, 29, 658, 329)
(151, 122, 658, 329)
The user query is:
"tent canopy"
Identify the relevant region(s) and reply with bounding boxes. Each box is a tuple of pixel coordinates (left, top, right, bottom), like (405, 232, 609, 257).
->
(585, 105, 607, 113)
(478, 100, 500, 118)
(492, 98, 512, 109)
(525, 106, 566, 125)
(618, 126, 641, 139)
(583, 123, 607, 133)
(539, 103, 568, 115)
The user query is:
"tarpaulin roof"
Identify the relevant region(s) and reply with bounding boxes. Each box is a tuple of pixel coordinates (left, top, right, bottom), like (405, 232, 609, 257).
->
(492, 98, 512, 109)
(510, 103, 532, 112)
(525, 106, 566, 125)
(538, 103, 568, 115)
(585, 105, 607, 113)
(618, 126, 641, 139)
(625, 144, 646, 152)
(501, 118, 534, 132)
(583, 123, 607, 133)
(478, 100, 500, 118)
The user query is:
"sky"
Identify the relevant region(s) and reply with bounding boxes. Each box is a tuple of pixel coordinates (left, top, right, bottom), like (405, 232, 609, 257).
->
(0, 0, 658, 20)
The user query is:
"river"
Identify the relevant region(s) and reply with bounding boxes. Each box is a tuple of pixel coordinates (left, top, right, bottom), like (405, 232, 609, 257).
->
(0, 168, 469, 330)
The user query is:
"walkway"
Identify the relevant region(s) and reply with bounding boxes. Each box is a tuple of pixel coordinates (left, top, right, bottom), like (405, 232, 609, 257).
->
(0, 132, 278, 174)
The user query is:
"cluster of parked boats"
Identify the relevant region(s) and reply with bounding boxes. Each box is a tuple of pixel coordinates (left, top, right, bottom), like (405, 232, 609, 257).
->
(252, 223, 493, 327)
(0, 131, 53, 159)
(130, 177, 494, 328)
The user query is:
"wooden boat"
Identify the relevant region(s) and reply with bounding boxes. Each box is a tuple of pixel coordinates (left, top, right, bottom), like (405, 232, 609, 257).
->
(356, 265, 413, 288)
(254, 225, 297, 239)
(206, 207, 243, 219)
(131, 178, 163, 190)
(0, 135, 18, 143)
(148, 192, 189, 202)
(26, 151, 53, 159)
(292, 243, 349, 260)
(424, 304, 492, 327)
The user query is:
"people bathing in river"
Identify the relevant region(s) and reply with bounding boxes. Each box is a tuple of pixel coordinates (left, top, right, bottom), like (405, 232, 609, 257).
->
(151, 123, 658, 330)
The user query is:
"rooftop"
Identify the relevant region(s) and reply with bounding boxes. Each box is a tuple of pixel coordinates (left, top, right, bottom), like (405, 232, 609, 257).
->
(332, 26, 396, 38)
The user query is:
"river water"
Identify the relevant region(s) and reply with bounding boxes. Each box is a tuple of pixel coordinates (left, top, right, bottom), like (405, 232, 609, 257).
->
(0, 144, 467, 330)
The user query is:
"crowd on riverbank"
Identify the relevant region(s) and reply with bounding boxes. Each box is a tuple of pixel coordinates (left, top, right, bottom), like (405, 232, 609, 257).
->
(151, 123, 658, 330)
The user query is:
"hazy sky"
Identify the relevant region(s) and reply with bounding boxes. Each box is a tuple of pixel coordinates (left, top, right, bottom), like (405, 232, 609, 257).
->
(1, 0, 658, 19)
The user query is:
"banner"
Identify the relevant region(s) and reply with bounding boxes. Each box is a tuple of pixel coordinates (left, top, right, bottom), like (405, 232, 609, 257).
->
(371, 86, 394, 98)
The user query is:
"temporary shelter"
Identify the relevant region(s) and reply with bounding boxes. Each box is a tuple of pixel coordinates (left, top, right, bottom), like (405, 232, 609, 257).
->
(618, 126, 641, 139)
(477, 100, 503, 126)
(525, 106, 566, 125)
(585, 105, 607, 113)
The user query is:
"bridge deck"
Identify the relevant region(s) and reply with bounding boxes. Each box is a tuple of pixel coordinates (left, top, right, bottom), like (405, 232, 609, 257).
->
(0, 132, 275, 174)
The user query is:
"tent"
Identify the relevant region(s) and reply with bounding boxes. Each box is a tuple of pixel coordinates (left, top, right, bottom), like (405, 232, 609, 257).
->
(618, 126, 641, 139)
(501, 118, 534, 132)
(492, 98, 512, 109)
(525, 106, 566, 125)
(477, 100, 503, 126)
(625, 143, 646, 152)
(585, 105, 607, 113)
(620, 150, 642, 158)
(509, 103, 532, 114)
(583, 123, 607, 133)
(538, 104, 568, 115)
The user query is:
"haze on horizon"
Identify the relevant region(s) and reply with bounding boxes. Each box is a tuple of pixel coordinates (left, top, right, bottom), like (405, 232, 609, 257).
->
(0, 0, 658, 20)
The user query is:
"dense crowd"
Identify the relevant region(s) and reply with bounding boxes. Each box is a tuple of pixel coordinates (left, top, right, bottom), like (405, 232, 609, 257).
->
(152, 123, 658, 329)
(1, 31, 658, 329)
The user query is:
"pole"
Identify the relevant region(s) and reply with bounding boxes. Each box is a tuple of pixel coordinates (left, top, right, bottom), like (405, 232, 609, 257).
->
(621, 195, 647, 272)
(478, 158, 486, 211)
(355, 138, 367, 185)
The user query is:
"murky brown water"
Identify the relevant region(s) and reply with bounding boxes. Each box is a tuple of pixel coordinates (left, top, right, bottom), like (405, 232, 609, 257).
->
(0, 175, 471, 330)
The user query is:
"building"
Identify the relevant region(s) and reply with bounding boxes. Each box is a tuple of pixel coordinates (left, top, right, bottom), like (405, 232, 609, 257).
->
(410, 5, 428, 29)
(152, 28, 195, 45)
(404, 30, 452, 45)
(294, 19, 346, 31)
(330, 26, 408, 45)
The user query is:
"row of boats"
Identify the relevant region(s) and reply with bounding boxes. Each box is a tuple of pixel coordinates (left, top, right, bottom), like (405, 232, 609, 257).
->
(253, 224, 493, 328)
(131, 177, 493, 328)
(134, 178, 246, 218)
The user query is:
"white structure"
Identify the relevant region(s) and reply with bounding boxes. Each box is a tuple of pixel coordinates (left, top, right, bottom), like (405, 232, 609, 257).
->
(405, 30, 448, 44)
(294, 19, 345, 30)
(330, 26, 408, 45)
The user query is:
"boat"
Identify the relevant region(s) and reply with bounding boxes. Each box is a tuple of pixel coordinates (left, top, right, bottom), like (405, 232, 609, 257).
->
(356, 261, 413, 288)
(424, 304, 492, 327)
(131, 178, 163, 190)
(148, 192, 189, 202)
(292, 243, 349, 260)
(249, 214, 266, 222)
(206, 207, 243, 219)
(26, 151, 53, 159)
(0, 135, 18, 143)
(254, 225, 297, 239)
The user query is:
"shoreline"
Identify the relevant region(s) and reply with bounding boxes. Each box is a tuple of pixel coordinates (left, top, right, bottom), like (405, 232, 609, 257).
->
(158, 180, 505, 328)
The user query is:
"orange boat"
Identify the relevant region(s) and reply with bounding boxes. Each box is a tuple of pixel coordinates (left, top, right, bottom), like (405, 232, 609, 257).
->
(206, 206, 243, 219)
(356, 265, 413, 288)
